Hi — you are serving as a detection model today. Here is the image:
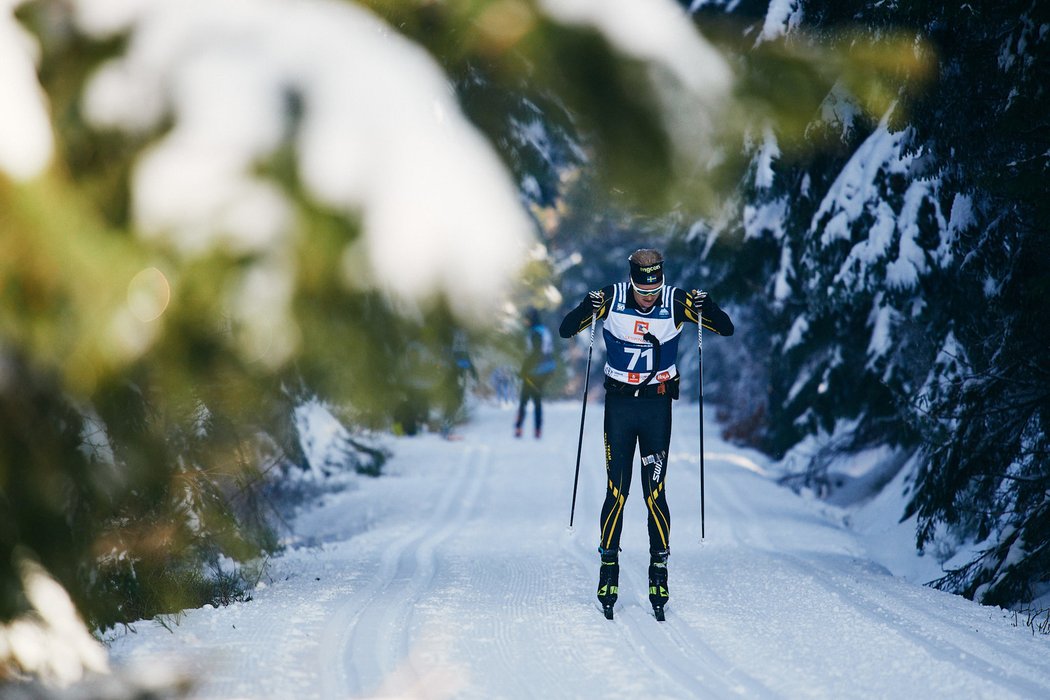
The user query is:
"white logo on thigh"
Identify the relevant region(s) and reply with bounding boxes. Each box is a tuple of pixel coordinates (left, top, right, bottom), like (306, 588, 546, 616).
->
(643, 452, 665, 482)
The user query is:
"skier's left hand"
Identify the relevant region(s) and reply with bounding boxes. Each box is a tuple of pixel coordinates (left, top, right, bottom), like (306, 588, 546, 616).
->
(588, 289, 605, 313)
(691, 289, 709, 306)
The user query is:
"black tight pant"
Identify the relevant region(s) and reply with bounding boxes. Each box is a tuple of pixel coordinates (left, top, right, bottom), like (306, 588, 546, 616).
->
(599, 393, 673, 558)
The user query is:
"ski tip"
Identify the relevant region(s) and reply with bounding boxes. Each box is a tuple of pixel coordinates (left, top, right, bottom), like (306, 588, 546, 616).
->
(653, 606, 666, 622)
(603, 605, 615, 620)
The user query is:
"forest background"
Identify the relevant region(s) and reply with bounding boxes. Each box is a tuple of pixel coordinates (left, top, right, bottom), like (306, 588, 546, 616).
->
(0, 0, 1046, 686)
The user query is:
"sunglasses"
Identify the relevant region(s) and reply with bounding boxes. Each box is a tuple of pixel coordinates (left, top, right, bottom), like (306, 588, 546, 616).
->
(632, 284, 662, 297)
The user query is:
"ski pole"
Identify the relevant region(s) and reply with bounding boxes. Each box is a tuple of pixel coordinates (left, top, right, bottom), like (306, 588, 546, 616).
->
(697, 295, 706, 541)
(569, 311, 597, 529)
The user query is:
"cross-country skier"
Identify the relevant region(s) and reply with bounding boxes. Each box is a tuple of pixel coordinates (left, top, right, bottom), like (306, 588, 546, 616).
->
(559, 248, 734, 620)
(515, 307, 556, 439)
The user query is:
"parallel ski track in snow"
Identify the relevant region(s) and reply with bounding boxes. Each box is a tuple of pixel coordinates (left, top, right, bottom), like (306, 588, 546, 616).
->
(618, 569, 776, 699)
(319, 444, 489, 698)
(707, 457, 1050, 699)
(454, 447, 595, 699)
(561, 446, 775, 699)
(563, 535, 773, 698)
(770, 552, 1050, 699)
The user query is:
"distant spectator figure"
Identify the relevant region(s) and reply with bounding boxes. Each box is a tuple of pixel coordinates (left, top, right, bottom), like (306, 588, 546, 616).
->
(442, 330, 478, 439)
(515, 307, 556, 439)
(490, 365, 517, 407)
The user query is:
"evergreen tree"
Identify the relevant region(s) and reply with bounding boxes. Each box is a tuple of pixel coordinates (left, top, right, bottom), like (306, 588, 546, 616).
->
(690, 0, 1049, 605)
(900, 0, 1050, 606)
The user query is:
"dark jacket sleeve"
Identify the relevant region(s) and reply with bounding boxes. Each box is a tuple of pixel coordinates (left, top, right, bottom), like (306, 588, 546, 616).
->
(675, 288, 734, 336)
(559, 285, 613, 338)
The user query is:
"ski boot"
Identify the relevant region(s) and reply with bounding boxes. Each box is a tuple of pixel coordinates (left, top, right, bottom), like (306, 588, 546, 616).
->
(648, 550, 669, 621)
(514, 425, 523, 438)
(597, 549, 619, 620)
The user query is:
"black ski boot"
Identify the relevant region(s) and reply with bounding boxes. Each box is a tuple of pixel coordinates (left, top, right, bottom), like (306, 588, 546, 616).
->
(648, 550, 669, 621)
(597, 549, 619, 620)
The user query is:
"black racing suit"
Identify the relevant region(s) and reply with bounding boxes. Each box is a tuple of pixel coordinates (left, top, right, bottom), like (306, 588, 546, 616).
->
(560, 285, 733, 558)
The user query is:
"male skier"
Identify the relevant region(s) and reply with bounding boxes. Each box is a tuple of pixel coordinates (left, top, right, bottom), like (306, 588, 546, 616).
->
(559, 248, 734, 620)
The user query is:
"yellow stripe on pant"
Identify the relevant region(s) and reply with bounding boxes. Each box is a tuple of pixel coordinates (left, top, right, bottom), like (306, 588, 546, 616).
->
(601, 479, 626, 550)
(645, 480, 669, 550)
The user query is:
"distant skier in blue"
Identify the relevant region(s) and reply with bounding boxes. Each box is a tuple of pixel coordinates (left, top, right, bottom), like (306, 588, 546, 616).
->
(515, 307, 556, 439)
(559, 248, 734, 620)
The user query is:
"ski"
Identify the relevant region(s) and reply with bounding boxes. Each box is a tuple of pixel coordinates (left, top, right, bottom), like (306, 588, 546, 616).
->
(653, 605, 665, 622)
(603, 604, 615, 620)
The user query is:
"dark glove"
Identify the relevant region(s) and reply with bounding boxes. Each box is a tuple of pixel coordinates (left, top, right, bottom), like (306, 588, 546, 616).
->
(588, 290, 605, 313)
(691, 289, 709, 306)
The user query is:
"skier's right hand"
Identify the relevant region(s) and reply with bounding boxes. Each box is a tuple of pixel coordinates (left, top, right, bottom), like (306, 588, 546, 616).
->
(588, 290, 605, 313)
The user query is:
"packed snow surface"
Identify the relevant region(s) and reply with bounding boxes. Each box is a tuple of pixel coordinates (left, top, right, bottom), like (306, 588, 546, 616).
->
(108, 402, 1050, 698)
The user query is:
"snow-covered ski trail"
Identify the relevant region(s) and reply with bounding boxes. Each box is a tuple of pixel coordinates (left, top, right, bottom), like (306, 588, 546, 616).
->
(320, 444, 491, 697)
(107, 401, 1050, 699)
(704, 451, 1050, 699)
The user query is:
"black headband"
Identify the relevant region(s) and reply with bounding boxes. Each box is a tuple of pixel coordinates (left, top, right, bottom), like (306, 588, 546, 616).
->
(629, 259, 664, 285)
